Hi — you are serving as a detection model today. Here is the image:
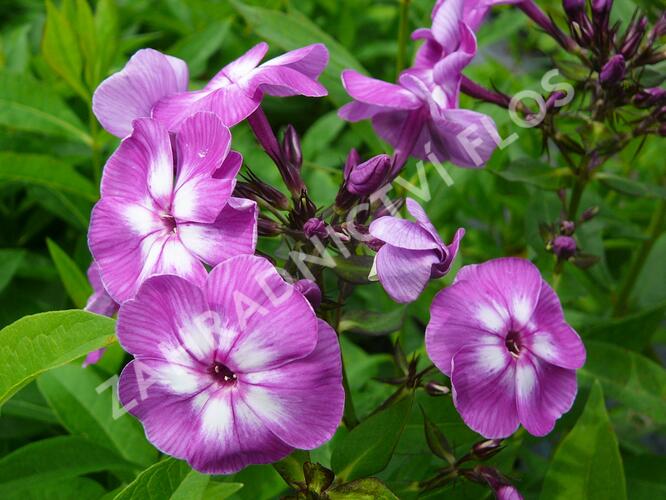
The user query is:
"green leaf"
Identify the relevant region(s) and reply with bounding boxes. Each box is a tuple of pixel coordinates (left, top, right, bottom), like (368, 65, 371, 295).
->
(332, 255, 374, 285)
(37, 364, 157, 467)
(114, 458, 210, 500)
(339, 307, 406, 336)
(623, 455, 666, 498)
(94, 0, 119, 83)
(540, 381, 627, 500)
(597, 172, 666, 199)
(169, 20, 231, 78)
(0, 310, 116, 406)
(493, 159, 570, 190)
(46, 239, 92, 309)
(231, 1, 364, 107)
(301, 111, 346, 160)
(327, 478, 399, 500)
(420, 405, 455, 464)
(0, 152, 98, 202)
(0, 436, 135, 496)
(273, 450, 309, 489)
(2, 477, 106, 500)
(0, 249, 25, 293)
(201, 482, 244, 499)
(582, 300, 666, 351)
(0, 72, 91, 144)
(579, 341, 666, 425)
(303, 462, 334, 494)
(331, 395, 413, 481)
(42, 0, 88, 100)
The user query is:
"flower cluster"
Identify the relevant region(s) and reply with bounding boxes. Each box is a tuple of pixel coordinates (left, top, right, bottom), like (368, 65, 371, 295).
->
(82, 0, 598, 495)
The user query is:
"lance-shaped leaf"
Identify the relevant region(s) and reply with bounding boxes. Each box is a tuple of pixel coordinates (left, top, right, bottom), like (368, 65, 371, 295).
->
(327, 478, 399, 500)
(540, 381, 627, 500)
(46, 239, 92, 309)
(273, 450, 310, 490)
(114, 458, 211, 500)
(339, 307, 406, 336)
(0, 310, 116, 405)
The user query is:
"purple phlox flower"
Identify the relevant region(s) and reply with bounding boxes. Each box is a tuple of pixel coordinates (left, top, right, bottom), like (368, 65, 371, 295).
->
(153, 42, 329, 131)
(368, 198, 464, 303)
(89, 112, 257, 303)
(339, 5, 498, 172)
(117, 255, 344, 474)
(93, 49, 189, 138)
(82, 262, 119, 367)
(426, 257, 586, 438)
(294, 279, 322, 309)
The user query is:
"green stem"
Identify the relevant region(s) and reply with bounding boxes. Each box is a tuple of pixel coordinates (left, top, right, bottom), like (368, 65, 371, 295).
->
(613, 198, 666, 316)
(567, 173, 587, 220)
(396, 0, 411, 79)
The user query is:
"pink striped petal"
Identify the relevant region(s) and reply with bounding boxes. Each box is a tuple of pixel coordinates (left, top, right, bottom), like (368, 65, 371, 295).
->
(241, 320, 344, 449)
(178, 197, 258, 266)
(206, 255, 318, 372)
(375, 245, 440, 303)
(341, 70, 421, 109)
(206, 42, 269, 89)
(93, 49, 189, 138)
(261, 43, 328, 79)
(515, 354, 577, 436)
(451, 341, 519, 438)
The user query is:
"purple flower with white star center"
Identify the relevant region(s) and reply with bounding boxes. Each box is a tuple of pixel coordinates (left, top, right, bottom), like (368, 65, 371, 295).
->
(369, 198, 464, 303)
(153, 42, 329, 131)
(425, 257, 586, 438)
(117, 255, 344, 474)
(88, 112, 257, 303)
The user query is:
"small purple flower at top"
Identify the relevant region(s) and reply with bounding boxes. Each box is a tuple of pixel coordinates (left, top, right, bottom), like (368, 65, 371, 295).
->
(368, 198, 464, 303)
(93, 49, 189, 138)
(117, 255, 344, 474)
(426, 257, 586, 438)
(82, 262, 119, 367)
(153, 42, 329, 130)
(88, 112, 257, 303)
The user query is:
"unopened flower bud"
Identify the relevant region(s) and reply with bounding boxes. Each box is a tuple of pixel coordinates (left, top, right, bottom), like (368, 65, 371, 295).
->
(425, 381, 451, 397)
(580, 206, 599, 221)
(591, 0, 612, 19)
(374, 197, 405, 218)
(238, 170, 290, 211)
(258, 217, 281, 236)
(634, 87, 666, 108)
(347, 154, 392, 196)
(563, 0, 585, 18)
(472, 439, 503, 460)
(343, 148, 360, 180)
(294, 279, 322, 309)
(560, 220, 576, 235)
(599, 54, 625, 86)
(621, 16, 648, 59)
(282, 124, 303, 169)
(303, 217, 328, 239)
(552, 235, 577, 259)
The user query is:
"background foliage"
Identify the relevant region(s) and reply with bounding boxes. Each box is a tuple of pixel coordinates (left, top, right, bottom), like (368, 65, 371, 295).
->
(0, 0, 665, 498)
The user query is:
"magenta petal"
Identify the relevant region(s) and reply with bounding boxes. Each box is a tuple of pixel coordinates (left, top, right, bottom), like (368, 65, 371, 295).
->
(524, 282, 586, 369)
(248, 66, 328, 98)
(262, 43, 329, 79)
(100, 118, 174, 208)
(215, 151, 243, 179)
(451, 342, 519, 438)
(430, 0, 465, 51)
(369, 217, 440, 250)
(241, 320, 344, 449)
(118, 359, 209, 461)
(152, 89, 212, 132)
(187, 389, 293, 474)
(515, 355, 577, 436)
(93, 49, 189, 138)
(375, 245, 440, 303)
(178, 197, 258, 266)
(338, 101, 386, 122)
(82, 348, 106, 367)
(341, 70, 421, 109)
(172, 176, 235, 224)
(176, 112, 232, 180)
(117, 274, 212, 362)
(85, 263, 118, 317)
(432, 108, 498, 168)
(206, 42, 269, 89)
(426, 280, 504, 377)
(206, 255, 318, 372)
